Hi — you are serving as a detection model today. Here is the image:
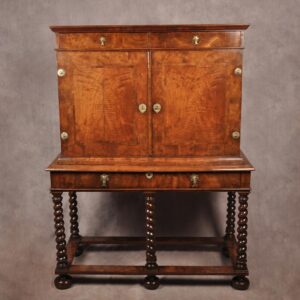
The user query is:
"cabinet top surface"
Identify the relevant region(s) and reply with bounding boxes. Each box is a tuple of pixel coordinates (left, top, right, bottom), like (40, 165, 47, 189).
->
(50, 24, 249, 33)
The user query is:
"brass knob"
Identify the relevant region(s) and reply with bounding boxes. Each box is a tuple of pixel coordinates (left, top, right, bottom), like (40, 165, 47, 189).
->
(192, 35, 200, 45)
(234, 67, 242, 76)
(145, 172, 153, 179)
(153, 103, 161, 114)
(232, 131, 240, 139)
(60, 131, 68, 140)
(99, 36, 106, 46)
(138, 103, 147, 114)
(100, 174, 109, 188)
(57, 68, 66, 77)
(190, 174, 199, 188)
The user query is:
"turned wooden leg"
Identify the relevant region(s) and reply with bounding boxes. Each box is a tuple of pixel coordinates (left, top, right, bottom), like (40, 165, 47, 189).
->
(223, 192, 236, 257)
(143, 192, 159, 290)
(232, 192, 250, 290)
(52, 192, 72, 290)
(225, 192, 236, 240)
(69, 191, 84, 257)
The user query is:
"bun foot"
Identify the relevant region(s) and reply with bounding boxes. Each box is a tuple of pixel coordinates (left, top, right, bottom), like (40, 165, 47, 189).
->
(231, 276, 250, 290)
(54, 275, 72, 290)
(143, 275, 160, 290)
(75, 246, 84, 257)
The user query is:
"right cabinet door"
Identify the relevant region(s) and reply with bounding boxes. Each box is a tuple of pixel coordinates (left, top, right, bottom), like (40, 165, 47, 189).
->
(152, 50, 242, 156)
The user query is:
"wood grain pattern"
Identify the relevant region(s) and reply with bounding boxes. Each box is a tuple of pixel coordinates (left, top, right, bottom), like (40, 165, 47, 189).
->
(48, 24, 253, 290)
(50, 171, 244, 191)
(150, 32, 242, 49)
(152, 50, 242, 156)
(47, 152, 254, 172)
(56, 31, 242, 50)
(58, 33, 149, 49)
(56, 31, 243, 158)
(57, 51, 149, 157)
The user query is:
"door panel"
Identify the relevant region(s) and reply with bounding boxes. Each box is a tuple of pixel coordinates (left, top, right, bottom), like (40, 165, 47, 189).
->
(57, 51, 148, 157)
(152, 50, 242, 156)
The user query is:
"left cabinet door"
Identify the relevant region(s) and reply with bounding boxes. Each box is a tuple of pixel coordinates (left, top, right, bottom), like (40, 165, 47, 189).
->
(57, 51, 149, 157)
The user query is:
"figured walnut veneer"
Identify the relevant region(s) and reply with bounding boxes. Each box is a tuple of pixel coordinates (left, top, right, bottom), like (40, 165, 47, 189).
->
(47, 24, 253, 291)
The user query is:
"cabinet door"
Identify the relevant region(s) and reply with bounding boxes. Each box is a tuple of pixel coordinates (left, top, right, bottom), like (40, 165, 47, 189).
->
(57, 51, 149, 157)
(152, 50, 242, 156)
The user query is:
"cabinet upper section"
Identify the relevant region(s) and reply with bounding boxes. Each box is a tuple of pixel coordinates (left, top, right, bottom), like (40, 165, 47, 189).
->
(52, 25, 249, 158)
(51, 24, 249, 50)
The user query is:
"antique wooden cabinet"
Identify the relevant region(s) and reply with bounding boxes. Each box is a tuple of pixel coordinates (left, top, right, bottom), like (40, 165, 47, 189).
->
(47, 24, 254, 291)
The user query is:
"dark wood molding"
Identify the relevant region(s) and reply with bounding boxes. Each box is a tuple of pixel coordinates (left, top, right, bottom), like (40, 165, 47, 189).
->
(50, 24, 250, 33)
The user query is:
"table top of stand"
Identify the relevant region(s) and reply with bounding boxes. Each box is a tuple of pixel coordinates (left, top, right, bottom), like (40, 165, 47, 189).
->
(47, 151, 254, 173)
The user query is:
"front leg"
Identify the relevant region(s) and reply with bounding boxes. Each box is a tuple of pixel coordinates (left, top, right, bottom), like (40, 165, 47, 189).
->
(68, 192, 84, 257)
(223, 191, 236, 257)
(231, 192, 250, 290)
(52, 191, 72, 289)
(143, 192, 159, 290)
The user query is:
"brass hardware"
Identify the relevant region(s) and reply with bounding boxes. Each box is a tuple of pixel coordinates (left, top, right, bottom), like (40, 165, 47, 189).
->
(100, 174, 110, 188)
(60, 131, 68, 140)
(192, 35, 200, 45)
(153, 103, 162, 114)
(99, 36, 106, 46)
(57, 68, 66, 77)
(232, 131, 240, 139)
(190, 174, 199, 188)
(138, 103, 147, 114)
(234, 67, 242, 76)
(145, 172, 153, 179)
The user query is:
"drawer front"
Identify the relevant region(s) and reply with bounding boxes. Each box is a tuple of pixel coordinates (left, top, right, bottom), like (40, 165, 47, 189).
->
(150, 32, 242, 49)
(51, 172, 242, 190)
(57, 32, 242, 50)
(58, 33, 149, 49)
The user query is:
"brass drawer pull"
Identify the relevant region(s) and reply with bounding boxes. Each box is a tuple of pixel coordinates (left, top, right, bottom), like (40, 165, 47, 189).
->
(145, 172, 153, 179)
(190, 174, 199, 188)
(138, 103, 147, 113)
(234, 67, 242, 75)
(192, 35, 200, 45)
(60, 131, 68, 140)
(153, 103, 161, 114)
(232, 131, 240, 139)
(100, 174, 109, 188)
(57, 68, 66, 77)
(99, 36, 106, 46)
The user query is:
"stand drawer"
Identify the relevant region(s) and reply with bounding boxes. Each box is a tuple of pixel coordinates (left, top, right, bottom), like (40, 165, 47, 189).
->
(51, 172, 243, 190)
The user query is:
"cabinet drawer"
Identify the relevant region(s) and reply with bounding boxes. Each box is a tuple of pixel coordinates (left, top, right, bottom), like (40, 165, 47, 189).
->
(57, 33, 148, 49)
(150, 32, 242, 49)
(51, 172, 241, 190)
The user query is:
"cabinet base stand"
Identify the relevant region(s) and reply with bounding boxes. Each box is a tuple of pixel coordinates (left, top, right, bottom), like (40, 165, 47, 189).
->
(48, 157, 253, 291)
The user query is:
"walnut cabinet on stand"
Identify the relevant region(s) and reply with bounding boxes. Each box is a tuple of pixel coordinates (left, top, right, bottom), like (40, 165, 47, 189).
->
(47, 24, 254, 290)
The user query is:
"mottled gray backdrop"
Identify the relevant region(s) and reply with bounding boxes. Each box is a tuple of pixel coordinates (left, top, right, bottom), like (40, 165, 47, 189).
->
(0, 0, 299, 299)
